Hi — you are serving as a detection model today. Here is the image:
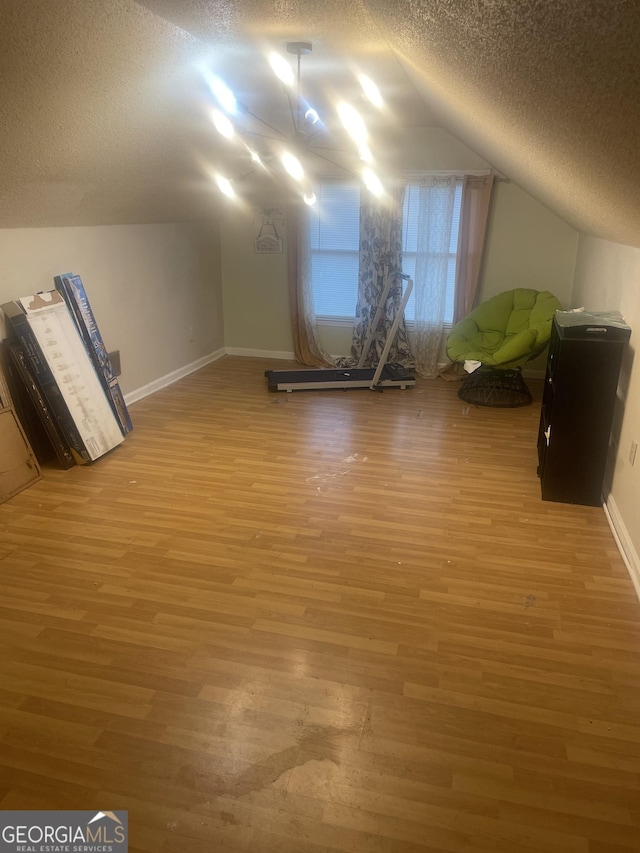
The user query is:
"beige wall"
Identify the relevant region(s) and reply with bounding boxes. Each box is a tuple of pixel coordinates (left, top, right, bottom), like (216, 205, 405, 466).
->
(0, 221, 223, 394)
(220, 205, 293, 355)
(571, 235, 640, 563)
(386, 127, 489, 173)
(221, 128, 579, 358)
(481, 181, 578, 304)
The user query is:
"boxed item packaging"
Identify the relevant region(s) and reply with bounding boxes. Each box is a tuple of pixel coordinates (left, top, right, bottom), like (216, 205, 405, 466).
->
(2, 291, 124, 462)
(55, 273, 133, 435)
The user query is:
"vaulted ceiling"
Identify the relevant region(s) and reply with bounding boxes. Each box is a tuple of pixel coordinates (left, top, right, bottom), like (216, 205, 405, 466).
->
(1, 0, 638, 246)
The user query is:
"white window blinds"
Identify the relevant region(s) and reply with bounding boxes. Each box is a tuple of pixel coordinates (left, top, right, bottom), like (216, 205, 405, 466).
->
(309, 182, 360, 318)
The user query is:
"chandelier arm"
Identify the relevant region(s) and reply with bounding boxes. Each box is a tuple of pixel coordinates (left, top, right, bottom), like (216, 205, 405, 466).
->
(242, 130, 285, 141)
(286, 91, 298, 135)
(310, 145, 351, 152)
(243, 109, 289, 138)
(307, 130, 331, 143)
(227, 165, 256, 183)
(296, 50, 302, 131)
(309, 148, 355, 175)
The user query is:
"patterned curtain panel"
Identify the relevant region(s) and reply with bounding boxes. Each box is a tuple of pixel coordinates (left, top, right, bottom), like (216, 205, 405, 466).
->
(413, 176, 457, 378)
(345, 182, 413, 368)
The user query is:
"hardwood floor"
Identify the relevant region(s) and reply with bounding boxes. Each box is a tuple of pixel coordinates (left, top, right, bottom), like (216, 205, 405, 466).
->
(1, 355, 640, 852)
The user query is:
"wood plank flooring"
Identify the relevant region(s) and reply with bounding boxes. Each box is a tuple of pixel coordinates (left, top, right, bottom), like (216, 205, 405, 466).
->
(1, 356, 640, 852)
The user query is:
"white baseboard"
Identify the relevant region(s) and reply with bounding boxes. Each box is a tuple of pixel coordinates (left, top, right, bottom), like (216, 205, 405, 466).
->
(603, 494, 640, 601)
(124, 348, 226, 405)
(225, 347, 296, 360)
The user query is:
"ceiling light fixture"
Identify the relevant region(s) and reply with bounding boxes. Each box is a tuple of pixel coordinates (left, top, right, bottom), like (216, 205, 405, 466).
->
(362, 166, 384, 197)
(358, 74, 383, 109)
(215, 175, 236, 198)
(205, 42, 385, 205)
(211, 109, 235, 140)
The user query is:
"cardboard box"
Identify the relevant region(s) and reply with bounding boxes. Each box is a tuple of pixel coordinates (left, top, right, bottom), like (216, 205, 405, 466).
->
(0, 406, 42, 504)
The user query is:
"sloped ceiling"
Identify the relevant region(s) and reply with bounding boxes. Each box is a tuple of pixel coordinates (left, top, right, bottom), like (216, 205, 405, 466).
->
(0, 0, 638, 246)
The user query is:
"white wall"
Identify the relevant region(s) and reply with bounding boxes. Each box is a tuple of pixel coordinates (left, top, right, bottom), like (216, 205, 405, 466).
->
(0, 221, 223, 394)
(571, 235, 640, 565)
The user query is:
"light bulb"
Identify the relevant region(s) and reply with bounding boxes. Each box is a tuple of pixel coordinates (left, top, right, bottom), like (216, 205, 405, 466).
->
(208, 76, 238, 114)
(358, 74, 383, 108)
(249, 150, 263, 165)
(215, 175, 235, 198)
(359, 144, 373, 162)
(362, 167, 383, 197)
(281, 151, 304, 182)
(337, 101, 367, 145)
(304, 107, 319, 125)
(268, 52, 294, 86)
(211, 110, 234, 140)
(303, 191, 317, 206)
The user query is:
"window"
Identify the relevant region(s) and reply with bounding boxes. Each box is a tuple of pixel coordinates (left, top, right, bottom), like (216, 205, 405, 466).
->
(310, 178, 464, 324)
(309, 182, 360, 318)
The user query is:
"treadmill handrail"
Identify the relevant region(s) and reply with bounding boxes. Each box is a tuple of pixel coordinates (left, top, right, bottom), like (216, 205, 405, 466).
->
(370, 277, 413, 390)
(357, 276, 394, 369)
(357, 273, 411, 370)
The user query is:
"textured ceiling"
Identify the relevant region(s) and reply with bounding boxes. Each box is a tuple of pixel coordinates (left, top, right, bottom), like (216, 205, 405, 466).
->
(0, 0, 639, 246)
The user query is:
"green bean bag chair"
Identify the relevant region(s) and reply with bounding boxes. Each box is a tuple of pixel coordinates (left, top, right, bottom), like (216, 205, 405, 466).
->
(446, 288, 562, 370)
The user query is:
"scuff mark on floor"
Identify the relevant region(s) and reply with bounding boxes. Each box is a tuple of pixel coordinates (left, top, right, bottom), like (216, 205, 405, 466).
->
(226, 724, 346, 798)
(191, 723, 350, 809)
(219, 811, 237, 825)
(306, 453, 369, 486)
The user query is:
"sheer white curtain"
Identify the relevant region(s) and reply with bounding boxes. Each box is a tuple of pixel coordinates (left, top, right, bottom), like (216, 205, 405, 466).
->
(287, 202, 334, 367)
(413, 176, 458, 378)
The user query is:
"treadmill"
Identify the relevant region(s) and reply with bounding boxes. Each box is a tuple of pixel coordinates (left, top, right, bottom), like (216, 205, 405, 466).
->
(265, 276, 416, 392)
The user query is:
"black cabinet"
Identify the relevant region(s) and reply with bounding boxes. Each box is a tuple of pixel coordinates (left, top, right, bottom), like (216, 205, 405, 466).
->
(537, 311, 631, 506)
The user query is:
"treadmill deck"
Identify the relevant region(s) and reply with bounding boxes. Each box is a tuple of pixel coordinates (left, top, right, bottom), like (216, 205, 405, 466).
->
(265, 363, 416, 392)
